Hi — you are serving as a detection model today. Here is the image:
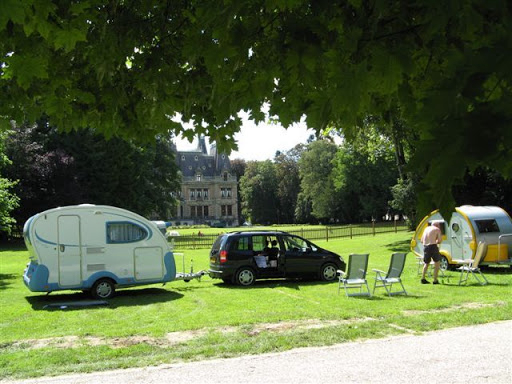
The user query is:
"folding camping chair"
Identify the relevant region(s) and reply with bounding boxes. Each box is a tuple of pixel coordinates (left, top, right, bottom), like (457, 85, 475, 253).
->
(337, 253, 371, 297)
(456, 242, 489, 286)
(372, 252, 408, 296)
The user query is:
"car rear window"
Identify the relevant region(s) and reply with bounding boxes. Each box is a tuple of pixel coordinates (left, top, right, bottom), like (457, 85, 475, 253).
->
(212, 235, 226, 251)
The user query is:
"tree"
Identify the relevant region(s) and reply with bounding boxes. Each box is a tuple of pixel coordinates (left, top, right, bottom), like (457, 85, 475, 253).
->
(453, 167, 512, 213)
(274, 144, 304, 223)
(239, 160, 278, 224)
(0, 131, 19, 236)
(5, 123, 180, 228)
(333, 144, 398, 223)
(2, 1, 511, 216)
(390, 177, 418, 229)
(298, 140, 340, 222)
(230, 158, 247, 223)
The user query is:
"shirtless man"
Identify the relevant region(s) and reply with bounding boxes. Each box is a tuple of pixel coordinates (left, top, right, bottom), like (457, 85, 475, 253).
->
(421, 221, 443, 284)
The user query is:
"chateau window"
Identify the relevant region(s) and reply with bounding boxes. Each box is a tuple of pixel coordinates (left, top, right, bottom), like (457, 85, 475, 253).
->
(196, 189, 202, 199)
(204, 206, 209, 217)
(203, 189, 209, 200)
(194, 155, 198, 161)
(221, 205, 233, 216)
(181, 155, 185, 161)
(196, 174, 201, 182)
(190, 206, 196, 217)
(221, 188, 231, 198)
(190, 190, 195, 200)
(223, 172, 228, 181)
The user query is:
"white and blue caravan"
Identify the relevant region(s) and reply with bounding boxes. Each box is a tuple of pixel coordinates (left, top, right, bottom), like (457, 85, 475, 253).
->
(23, 204, 177, 299)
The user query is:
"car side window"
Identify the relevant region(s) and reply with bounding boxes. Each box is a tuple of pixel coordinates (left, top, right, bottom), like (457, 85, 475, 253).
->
(252, 235, 267, 252)
(282, 235, 303, 252)
(282, 235, 318, 252)
(231, 237, 249, 251)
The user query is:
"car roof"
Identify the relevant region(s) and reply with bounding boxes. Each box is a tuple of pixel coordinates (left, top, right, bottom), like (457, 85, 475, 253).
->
(223, 230, 290, 236)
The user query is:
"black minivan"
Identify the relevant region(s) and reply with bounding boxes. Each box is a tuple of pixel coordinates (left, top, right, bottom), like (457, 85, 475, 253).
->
(209, 231, 346, 286)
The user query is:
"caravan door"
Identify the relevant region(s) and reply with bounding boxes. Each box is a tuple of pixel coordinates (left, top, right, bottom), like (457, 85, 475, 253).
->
(134, 247, 164, 280)
(57, 215, 82, 286)
(449, 215, 473, 261)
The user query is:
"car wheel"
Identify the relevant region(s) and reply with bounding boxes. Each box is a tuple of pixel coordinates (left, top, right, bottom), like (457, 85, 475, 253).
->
(440, 256, 449, 271)
(91, 278, 116, 299)
(234, 267, 255, 286)
(319, 263, 338, 281)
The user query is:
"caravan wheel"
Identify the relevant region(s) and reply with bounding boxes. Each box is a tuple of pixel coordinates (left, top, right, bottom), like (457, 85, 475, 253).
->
(440, 256, 449, 271)
(91, 278, 116, 299)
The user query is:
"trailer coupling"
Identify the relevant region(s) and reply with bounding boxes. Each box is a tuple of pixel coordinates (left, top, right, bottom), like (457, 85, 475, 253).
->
(175, 270, 208, 282)
(172, 253, 209, 282)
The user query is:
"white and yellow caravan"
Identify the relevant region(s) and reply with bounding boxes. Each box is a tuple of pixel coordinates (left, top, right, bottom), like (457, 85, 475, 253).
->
(411, 205, 512, 270)
(23, 204, 179, 299)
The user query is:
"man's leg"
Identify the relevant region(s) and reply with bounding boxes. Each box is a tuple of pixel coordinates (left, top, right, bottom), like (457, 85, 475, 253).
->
(421, 262, 431, 283)
(422, 263, 429, 280)
(433, 261, 440, 283)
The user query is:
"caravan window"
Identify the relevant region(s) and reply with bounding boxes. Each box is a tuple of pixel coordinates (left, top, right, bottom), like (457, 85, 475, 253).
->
(107, 222, 148, 243)
(475, 219, 500, 234)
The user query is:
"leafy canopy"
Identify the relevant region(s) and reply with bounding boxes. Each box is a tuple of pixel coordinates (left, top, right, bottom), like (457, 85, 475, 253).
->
(1, 0, 511, 215)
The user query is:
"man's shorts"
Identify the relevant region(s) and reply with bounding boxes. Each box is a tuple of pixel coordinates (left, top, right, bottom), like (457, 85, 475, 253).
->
(424, 244, 441, 263)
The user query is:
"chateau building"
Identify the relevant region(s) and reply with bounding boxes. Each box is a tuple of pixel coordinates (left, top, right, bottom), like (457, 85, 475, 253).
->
(172, 137, 239, 226)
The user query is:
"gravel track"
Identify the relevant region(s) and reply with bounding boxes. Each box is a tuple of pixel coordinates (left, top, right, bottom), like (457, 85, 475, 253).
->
(4, 320, 511, 384)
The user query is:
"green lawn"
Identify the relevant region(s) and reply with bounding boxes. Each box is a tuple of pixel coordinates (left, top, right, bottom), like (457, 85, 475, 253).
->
(1, 232, 511, 380)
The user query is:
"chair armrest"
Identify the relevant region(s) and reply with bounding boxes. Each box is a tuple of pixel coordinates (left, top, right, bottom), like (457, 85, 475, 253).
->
(337, 269, 346, 277)
(372, 269, 385, 273)
(452, 259, 472, 265)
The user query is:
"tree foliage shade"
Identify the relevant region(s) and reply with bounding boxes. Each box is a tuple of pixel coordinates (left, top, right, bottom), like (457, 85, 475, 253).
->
(4, 123, 180, 229)
(1, 0, 511, 216)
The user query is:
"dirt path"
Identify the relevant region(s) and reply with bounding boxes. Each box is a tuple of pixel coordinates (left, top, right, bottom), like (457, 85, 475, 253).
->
(4, 320, 511, 384)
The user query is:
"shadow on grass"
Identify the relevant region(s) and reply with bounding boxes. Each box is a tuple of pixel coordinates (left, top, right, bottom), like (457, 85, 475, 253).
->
(385, 239, 411, 253)
(0, 273, 17, 291)
(441, 282, 510, 288)
(25, 287, 184, 311)
(0, 242, 26, 251)
(480, 265, 512, 274)
(211, 278, 338, 290)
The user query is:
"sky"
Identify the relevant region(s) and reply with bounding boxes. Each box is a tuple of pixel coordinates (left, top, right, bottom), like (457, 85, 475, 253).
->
(175, 116, 316, 161)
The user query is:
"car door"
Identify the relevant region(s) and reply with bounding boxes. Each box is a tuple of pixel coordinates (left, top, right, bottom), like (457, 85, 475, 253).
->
(281, 234, 318, 277)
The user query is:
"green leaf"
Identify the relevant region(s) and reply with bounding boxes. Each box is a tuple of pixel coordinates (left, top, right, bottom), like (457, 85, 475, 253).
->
(0, 0, 29, 30)
(53, 27, 87, 52)
(5, 54, 48, 90)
